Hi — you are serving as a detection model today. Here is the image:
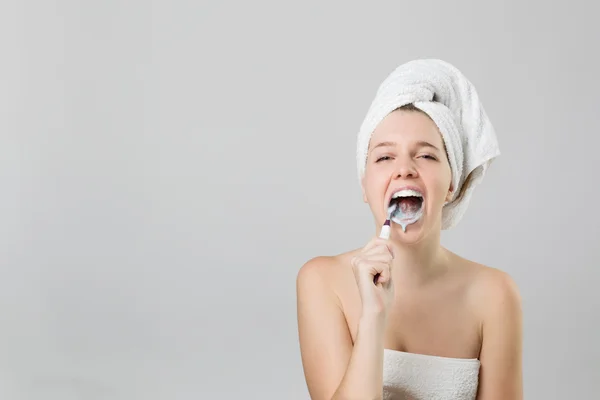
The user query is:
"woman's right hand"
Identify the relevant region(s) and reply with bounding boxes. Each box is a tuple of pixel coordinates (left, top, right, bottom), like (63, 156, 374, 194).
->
(350, 236, 395, 318)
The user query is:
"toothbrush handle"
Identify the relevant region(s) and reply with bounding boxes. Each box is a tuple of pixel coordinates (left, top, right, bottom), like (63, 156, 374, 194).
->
(379, 224, 391, 239)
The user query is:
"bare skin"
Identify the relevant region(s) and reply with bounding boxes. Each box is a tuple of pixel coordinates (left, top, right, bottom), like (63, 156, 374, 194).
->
(297, 109, 523, 400)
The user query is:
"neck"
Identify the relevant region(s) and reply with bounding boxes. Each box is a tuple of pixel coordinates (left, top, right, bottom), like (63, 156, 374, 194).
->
(387, 228, 450, 288)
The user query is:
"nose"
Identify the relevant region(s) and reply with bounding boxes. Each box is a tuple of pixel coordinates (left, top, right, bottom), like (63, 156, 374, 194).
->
(392, 157, 418, 179)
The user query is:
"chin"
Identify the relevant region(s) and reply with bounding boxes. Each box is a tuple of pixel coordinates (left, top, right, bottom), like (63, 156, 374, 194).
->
(390, 217, 434, 244)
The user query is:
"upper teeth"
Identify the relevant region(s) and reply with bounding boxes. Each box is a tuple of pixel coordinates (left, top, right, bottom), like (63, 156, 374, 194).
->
(392, 189, 423, 199)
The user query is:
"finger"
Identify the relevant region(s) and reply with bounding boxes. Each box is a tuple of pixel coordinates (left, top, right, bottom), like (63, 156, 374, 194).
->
(362, 242, 394, 259)
(359, 260, 389, 280)
(377, 238, 395, 259)
(363, 241, 393, 255)
(372, 266, 392, 286)
(370, 236, 394, 251)
(362, 237, 382, 253)
(352, 256, 389, 276)
(375, 264, 391, 284)
(350, 255, 363, 271)
(360, 251, 393, 264)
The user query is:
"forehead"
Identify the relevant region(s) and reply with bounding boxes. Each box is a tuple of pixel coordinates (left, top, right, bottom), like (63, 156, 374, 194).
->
(369, 109, 443, 148)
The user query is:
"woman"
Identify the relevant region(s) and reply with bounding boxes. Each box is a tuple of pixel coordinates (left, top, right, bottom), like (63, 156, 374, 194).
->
(296, 60, 523, 400)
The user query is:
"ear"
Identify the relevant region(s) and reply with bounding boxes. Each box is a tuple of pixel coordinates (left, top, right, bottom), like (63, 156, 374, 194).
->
(445, 182, 454, 203)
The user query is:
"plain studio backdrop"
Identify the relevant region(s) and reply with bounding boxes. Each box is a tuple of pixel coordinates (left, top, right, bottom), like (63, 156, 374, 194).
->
(1, 1, 599, 399)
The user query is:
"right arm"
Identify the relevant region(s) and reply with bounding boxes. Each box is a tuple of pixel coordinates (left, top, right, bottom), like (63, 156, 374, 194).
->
(296, 256, 388, 400)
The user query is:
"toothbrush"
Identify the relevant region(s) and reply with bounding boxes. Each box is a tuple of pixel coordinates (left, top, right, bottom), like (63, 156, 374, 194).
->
(379, 202, 397, 239)
(379, 218, 391, 240)
(374, 212, 393, 284)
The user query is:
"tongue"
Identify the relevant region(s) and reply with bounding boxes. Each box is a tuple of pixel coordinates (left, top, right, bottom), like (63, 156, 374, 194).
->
(398, 197, 421, 214)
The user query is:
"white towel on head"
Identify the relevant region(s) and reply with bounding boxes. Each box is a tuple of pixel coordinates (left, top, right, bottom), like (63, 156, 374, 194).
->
(356, 59, 500, 229)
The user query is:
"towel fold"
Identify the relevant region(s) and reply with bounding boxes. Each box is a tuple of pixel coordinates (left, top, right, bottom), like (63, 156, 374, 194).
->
(356, 59, 500, 229)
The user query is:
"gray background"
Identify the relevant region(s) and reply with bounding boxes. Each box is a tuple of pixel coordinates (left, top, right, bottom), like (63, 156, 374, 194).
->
(1, 1, 598, 399)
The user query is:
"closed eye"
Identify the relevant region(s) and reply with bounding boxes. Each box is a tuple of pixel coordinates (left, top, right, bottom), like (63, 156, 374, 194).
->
(375, 156, 392, 162)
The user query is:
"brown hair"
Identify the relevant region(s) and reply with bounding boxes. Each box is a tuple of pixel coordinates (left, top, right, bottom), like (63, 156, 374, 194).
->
(398, 103, 421, 112)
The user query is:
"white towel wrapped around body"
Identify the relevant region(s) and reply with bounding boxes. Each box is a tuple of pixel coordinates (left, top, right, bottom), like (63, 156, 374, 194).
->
(356, 59, 500, 229)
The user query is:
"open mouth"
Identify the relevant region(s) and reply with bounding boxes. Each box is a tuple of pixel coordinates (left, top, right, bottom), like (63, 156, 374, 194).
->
(387, 189, 424, 223)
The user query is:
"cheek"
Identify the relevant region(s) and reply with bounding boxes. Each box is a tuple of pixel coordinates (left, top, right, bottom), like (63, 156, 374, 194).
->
(363, 181, 379, 202)
(442, 165, 453, 191)
(362, 172, 387, 201)
(432, 161, 452, 189)
(424, 170, 452, 203)
(436, 172, 452, 192)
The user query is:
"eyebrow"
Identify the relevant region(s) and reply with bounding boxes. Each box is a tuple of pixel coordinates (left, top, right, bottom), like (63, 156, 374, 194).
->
(369, 140, 441, 153)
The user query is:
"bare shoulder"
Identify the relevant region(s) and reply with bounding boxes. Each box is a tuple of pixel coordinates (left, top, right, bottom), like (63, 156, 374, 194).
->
(296, 255, 337, 284)
(471, 263, 520, 302)
(456, 259, 524, 397)
(459, 258, 522, 320)
(296, 250, 359, 299)
(295, 250, 360, 400)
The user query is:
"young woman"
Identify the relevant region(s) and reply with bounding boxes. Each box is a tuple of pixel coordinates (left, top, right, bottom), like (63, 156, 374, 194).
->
(296, 60, 523, 400)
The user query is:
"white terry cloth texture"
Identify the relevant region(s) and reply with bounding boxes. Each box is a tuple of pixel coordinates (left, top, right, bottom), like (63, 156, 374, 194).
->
(383, 349, 480, 400)
(356, 59, 500, 229)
